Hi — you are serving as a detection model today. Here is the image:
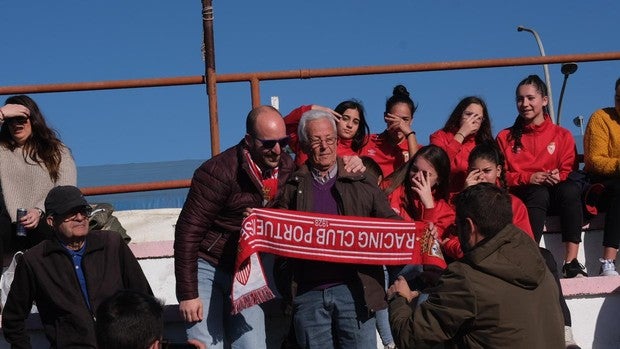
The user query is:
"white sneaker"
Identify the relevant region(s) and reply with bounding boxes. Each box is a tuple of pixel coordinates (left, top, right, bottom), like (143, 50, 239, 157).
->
(599, 259, 619, 276)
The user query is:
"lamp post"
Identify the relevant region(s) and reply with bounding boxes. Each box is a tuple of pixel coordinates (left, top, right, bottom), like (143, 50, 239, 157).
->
(517, 26, 556, 123)
(556, 62, 578, 126)
(573, 116, 585, 136)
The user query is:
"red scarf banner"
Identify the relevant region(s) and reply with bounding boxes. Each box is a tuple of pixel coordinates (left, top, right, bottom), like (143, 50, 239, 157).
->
(231, 208, 446, 314)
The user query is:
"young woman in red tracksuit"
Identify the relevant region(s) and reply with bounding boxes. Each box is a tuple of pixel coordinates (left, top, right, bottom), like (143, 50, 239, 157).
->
(383, 145, 455, 240)
(283, 100, 370, 167)
(496, 74, 585, 278)
(382, 145, 454, 283)
(430, 96, 494, 194)
(465, 142, 533, 236)
(361, 84, 420, 177)
(438, 141, 535, 260)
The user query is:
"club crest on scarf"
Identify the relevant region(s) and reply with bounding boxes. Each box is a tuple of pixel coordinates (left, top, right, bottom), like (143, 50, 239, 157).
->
(418, 228, 445, 260)
(235, 259, 251, 286)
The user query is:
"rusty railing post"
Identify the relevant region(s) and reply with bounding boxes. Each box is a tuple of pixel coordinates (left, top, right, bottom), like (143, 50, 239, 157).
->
(202, 0, 220, 155)
(250, 77, 261, 108)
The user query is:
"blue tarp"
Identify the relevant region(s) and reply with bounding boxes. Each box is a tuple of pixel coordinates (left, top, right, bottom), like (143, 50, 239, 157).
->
(78, 159, 204, 210)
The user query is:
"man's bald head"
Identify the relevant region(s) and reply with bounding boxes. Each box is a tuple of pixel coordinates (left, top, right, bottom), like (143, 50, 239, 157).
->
(246, 105, 283, 136)
(244, 105, 288, 170)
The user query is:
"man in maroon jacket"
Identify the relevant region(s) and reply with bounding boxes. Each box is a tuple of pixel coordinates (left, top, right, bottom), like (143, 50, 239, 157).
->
(174, 105, 296, 349)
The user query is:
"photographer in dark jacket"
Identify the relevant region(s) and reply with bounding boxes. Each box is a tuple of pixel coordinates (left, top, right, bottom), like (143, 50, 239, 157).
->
(2, 185, 152, 349)
(388, 183, 563, 348)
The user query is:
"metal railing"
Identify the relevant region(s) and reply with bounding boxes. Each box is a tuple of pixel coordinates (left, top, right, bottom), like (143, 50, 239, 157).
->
(2, 51, 619, 197)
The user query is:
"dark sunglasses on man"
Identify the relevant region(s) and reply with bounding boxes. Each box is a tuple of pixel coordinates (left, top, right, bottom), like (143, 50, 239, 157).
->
(59, 206, 93, 222)
(255, 136, 289, 149)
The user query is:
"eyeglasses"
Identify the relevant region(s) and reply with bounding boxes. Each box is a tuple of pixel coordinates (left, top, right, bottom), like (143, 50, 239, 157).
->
(309, 137, 337, 148)
(5, 117, 29, 125)
(61, 206, 93, 222)
(255, 136, 289, 149)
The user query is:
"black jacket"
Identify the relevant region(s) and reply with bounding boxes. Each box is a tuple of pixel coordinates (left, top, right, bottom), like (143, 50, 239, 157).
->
(2, 230, 153, 349)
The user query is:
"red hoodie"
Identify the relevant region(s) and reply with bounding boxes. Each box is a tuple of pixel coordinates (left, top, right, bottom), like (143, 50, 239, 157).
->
(283, 105, 360, 167)
(361, 132, 411, 177)
(430, 129, 477, 193)
(387, 186, 455, 237)
(496, 116, 577, 186)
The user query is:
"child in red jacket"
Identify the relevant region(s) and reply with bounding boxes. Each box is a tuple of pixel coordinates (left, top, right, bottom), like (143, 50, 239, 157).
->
(496, 75, 585, 278)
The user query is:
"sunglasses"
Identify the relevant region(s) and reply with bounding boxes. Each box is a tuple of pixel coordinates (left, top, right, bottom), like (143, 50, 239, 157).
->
(60, 206, 93, 222)
(255, 136, 289, 149)
(6, 117, 29, 125)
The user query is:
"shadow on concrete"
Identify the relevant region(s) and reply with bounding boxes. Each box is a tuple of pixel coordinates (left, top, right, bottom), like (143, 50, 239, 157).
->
(592, 288, 620, 349)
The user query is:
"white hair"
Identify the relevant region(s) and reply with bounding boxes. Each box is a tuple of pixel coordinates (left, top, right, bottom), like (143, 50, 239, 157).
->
(297, 109, 337, 146)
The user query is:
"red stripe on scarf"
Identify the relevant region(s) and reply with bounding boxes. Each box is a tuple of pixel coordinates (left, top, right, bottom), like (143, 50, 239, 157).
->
(243, 149, 279, 202)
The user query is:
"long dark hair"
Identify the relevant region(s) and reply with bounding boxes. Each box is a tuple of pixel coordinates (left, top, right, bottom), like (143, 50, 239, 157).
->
(384, 145, 450, 218)
(467, 140, 508, 189)
(442, 96, 493, 144)
(0, 95, 66, 182)
(508, 75, 548, 153)
(334, 99, 369, 152)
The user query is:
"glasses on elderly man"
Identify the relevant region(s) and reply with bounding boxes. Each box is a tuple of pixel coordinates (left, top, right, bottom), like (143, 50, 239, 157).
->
(255, 136, 289, 149)
(309, 137, 337, 148)
(60, 206, 93, 222)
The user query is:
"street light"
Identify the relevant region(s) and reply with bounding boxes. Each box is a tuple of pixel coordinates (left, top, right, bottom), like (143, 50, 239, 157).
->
(517, 26, 556, 123)
(573, 115, 585, 136)
(556, 62, 578, 126)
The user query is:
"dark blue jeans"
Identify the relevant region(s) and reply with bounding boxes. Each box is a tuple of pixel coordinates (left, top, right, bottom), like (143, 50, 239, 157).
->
(293, 284, 376, 349)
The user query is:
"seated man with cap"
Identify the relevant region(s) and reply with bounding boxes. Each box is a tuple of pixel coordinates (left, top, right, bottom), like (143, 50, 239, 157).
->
(2, 185, 153, 349)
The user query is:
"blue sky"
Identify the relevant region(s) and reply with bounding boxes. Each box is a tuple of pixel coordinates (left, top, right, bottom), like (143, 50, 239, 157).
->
(1, 1, 619, 167)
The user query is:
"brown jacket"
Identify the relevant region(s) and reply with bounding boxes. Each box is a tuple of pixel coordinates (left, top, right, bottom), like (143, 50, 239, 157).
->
(389, 224, 564, 349)
(276, 158, 402, 312)
(174, 141, 295, 301)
